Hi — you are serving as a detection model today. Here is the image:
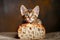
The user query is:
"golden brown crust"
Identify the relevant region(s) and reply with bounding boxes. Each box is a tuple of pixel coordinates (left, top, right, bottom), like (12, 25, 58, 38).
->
(18, 23, 46, 39)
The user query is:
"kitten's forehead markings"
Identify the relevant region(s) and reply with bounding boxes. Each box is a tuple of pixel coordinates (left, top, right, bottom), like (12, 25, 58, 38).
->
(26, 9, 32, 17)
(27, 9, 32, 13)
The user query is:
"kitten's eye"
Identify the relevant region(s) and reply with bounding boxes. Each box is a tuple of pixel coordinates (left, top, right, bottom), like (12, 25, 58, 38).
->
(25, 14, 28, 16)
(25, 14, 28, 17)
(32, 16, 35, 18)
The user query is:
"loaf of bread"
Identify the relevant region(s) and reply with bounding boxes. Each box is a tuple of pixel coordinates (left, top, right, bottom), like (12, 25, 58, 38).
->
(18, 23, 45, 40)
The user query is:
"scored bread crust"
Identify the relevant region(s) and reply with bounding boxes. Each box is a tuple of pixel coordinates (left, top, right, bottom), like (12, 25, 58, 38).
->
(18, 23, 45, 40)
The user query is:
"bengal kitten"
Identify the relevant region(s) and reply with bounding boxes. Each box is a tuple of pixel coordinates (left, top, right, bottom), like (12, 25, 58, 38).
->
(17, 5, 45, 40)
(20, 5, 42, 24)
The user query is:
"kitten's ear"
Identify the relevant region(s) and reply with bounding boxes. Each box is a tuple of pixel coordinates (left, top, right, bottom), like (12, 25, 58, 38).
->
(33, 6, 39, 17)
(20, 5, 27, 16)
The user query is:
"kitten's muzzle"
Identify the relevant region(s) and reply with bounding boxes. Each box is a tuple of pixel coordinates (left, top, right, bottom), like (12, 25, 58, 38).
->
(26, 18, 34, 23)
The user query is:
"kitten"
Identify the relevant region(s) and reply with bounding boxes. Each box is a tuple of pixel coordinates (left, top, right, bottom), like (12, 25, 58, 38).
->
(20, 5, 42, 24)
(17, 5, 46, 39)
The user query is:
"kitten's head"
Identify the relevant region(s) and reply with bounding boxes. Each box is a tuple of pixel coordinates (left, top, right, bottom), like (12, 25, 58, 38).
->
(20, 5, 39, 23)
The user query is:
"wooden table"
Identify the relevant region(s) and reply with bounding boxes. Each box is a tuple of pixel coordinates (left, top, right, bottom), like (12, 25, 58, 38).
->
(0, 32, 60, 40)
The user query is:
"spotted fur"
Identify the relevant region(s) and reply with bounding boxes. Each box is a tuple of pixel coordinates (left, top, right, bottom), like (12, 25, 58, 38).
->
(20, 5, 41, 24)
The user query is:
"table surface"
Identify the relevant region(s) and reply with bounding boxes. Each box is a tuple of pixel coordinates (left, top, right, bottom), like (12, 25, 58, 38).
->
(0, 32, 60, 40)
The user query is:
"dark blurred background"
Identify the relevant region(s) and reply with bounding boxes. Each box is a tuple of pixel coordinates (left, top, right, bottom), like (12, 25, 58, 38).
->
(0, 0, 60, 33)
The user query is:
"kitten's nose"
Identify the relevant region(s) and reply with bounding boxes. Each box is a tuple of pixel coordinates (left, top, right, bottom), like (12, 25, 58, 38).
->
(28, 16, 31, 19)
(29, 17, 31, 19)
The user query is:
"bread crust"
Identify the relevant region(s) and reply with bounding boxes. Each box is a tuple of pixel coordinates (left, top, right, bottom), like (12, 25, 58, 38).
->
(18, 23, 46, 39)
